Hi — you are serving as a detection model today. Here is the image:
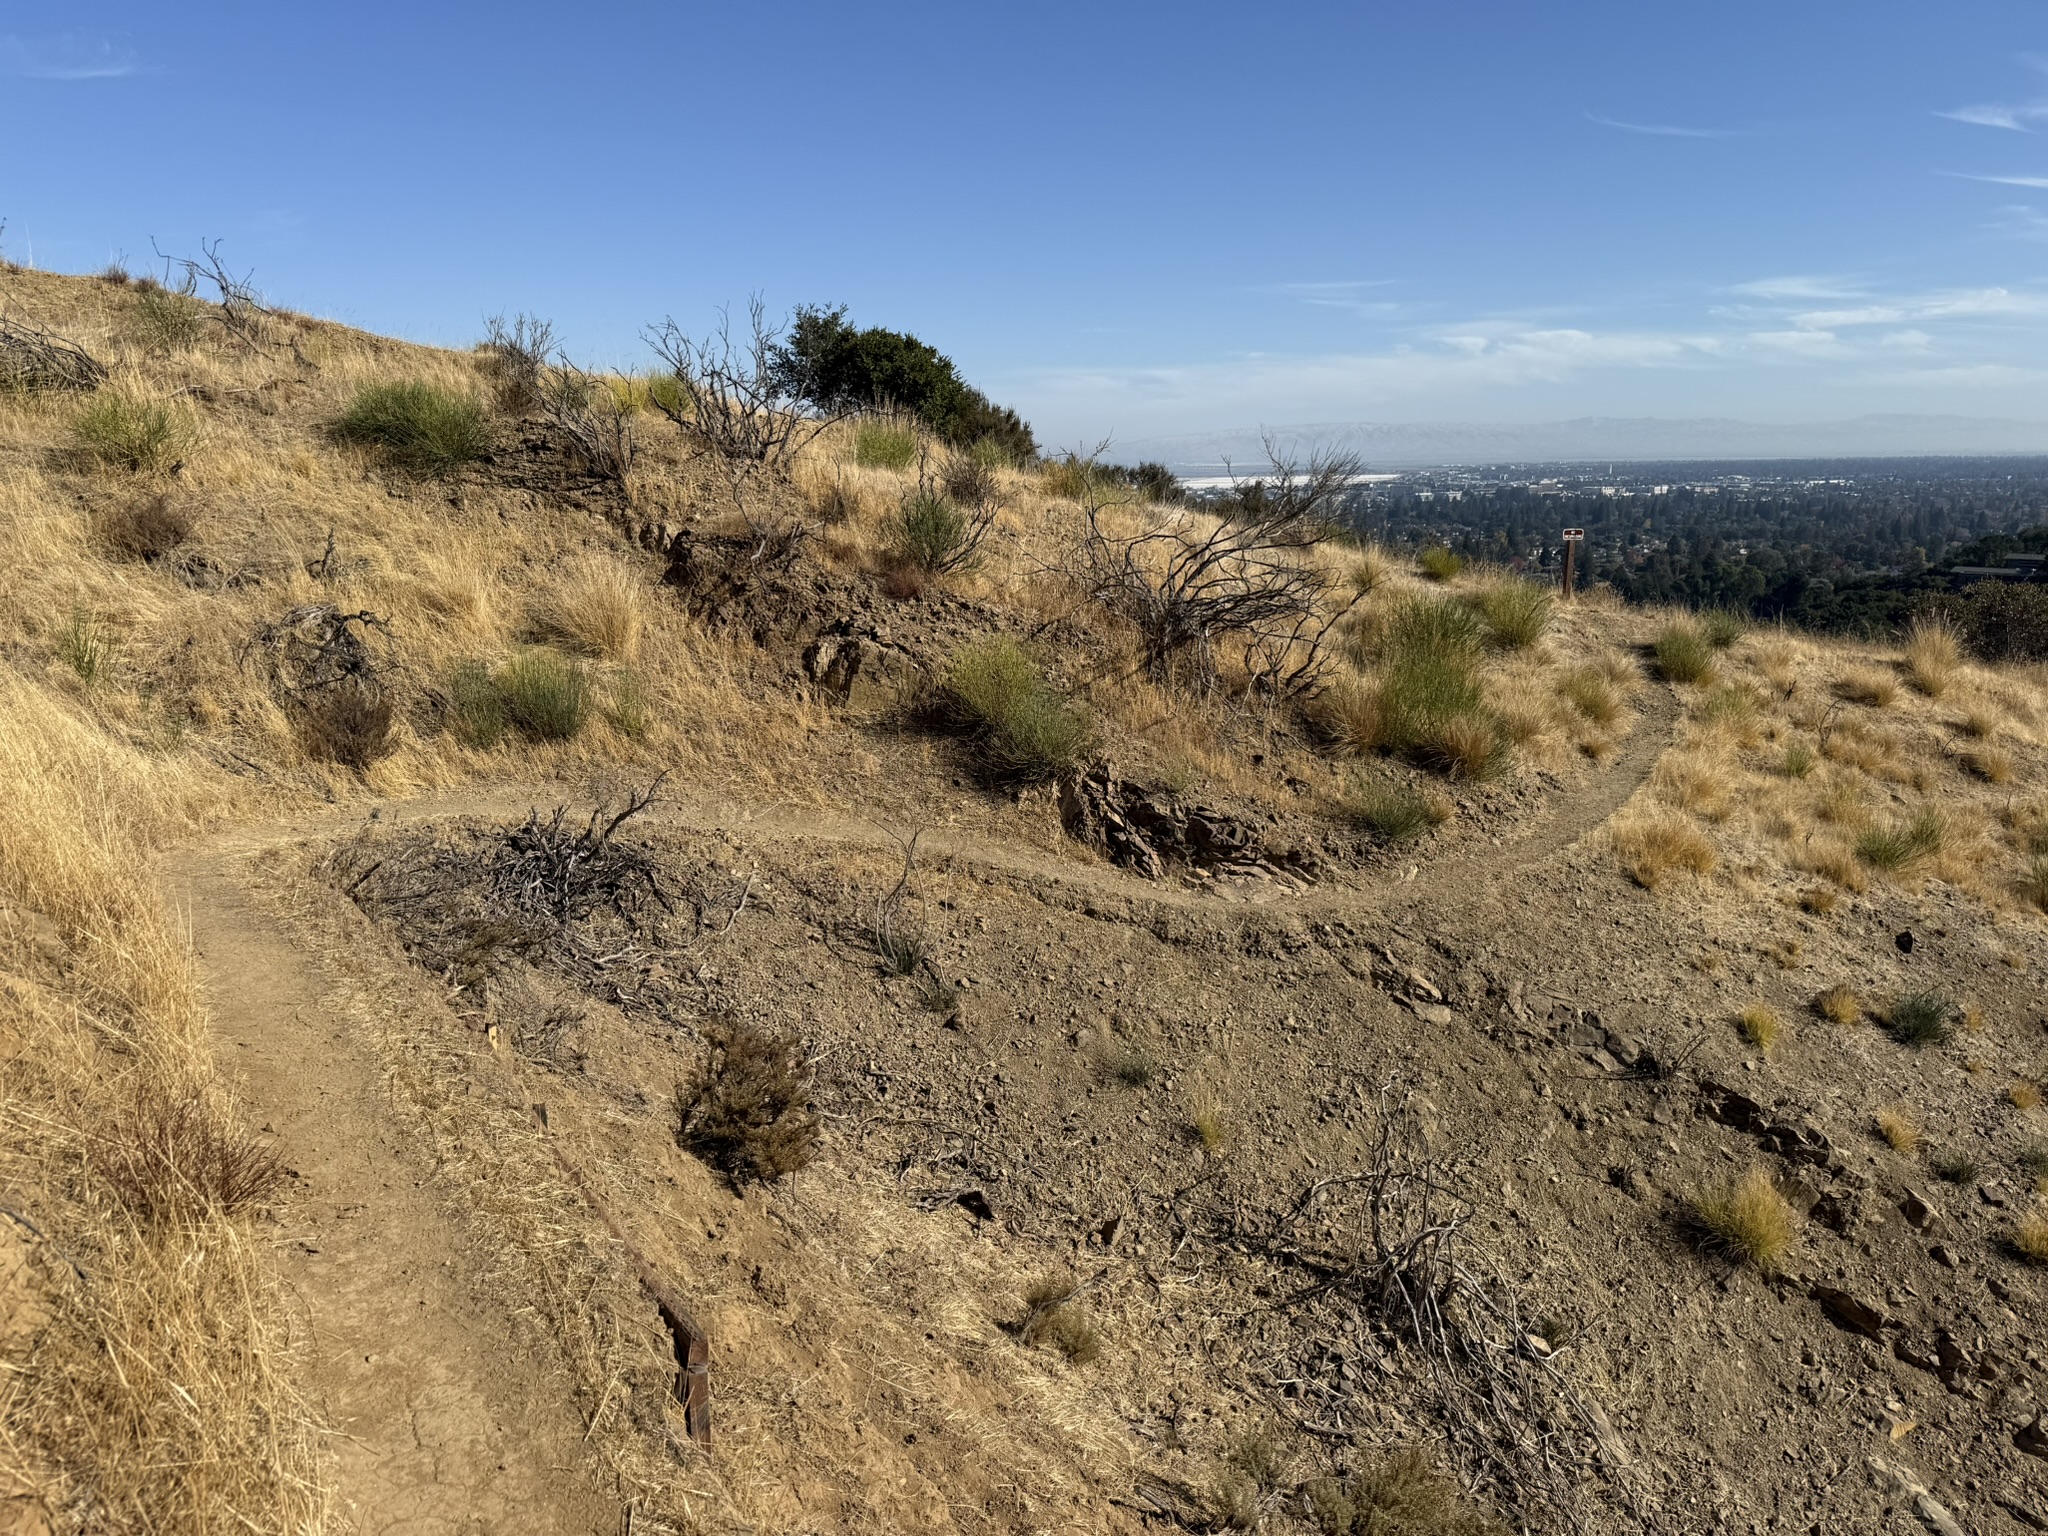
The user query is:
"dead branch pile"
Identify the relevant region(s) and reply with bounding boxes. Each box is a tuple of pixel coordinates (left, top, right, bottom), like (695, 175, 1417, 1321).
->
(1255, 1088, 1636, 1528)
(1059, 765, 1322, 883)
(0, 313, 107, 392)
(325, 779, 677, 1005)
(540, 359, 636, 490)
(151, 239, 317, 368)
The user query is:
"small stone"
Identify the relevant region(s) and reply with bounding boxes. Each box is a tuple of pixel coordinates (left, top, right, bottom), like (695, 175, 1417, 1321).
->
(1929, 1244, 1959, 1269)
(1899, 1189, 1941, 1231)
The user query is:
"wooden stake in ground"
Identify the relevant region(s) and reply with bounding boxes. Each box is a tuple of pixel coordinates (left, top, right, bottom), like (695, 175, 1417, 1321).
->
(1562, 527, 1585, 600)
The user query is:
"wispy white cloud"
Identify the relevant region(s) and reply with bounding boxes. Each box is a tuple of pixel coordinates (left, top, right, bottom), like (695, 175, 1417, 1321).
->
(1937, 103, 2037, 130)
(1269, 279, 1403, 317)
(1728, 275, 1866, 301)
(1948, 171, 2048, 187)
(1, 33, 141, 80)
(1585, 112, 1746, 140)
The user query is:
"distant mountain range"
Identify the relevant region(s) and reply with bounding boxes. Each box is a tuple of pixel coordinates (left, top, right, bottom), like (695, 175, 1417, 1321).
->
(1112, 414, 2048, 472)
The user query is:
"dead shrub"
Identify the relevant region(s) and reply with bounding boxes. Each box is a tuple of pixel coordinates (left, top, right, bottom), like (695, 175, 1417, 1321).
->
(91, 492, 192, 563)
(675, 1018, 820, 1183)
(1875, 1104, 1921, 1153)
(1019, 1274, 1102, 1364)
(95, 1086, 285, 1223)
(296, 677, 396, 769)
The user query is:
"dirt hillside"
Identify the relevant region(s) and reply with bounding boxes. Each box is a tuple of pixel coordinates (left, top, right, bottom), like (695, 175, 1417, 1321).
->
(1, 264, 2045, 1536)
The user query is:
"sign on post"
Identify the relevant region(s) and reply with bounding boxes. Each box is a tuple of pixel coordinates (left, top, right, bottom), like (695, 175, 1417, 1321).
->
(1561, 528, 1586, 600)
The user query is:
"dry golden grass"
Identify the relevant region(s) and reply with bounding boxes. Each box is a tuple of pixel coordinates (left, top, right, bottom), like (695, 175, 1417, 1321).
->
(1964, 744, 2016, 784)
(1654, 749, 1733, 821)
(1814, 984, 1861, 1024)
(1612, 812, 1717, 890)
(1960, 701, 2006, 740)
(1738, 1002, 1783, 1054)
(2013, 1081, 2045, 1112)
(1691, 1169, 1796, 1272)
(0, 677, 325, 1531)
(1904, 615, 1962, 697)
(529, 555, 647, 660)
(1758, 639, 1800, 697)
(1835, 666, 1901, 708)
(2017, 1213, 2048, 1265)
(1875, 1104, 1922, 1153)
(1797, 839, 1870, 892)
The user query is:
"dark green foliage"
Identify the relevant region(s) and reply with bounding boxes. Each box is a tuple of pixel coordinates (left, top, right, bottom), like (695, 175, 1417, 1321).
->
(772, 305, 1036, 459)
(675, 1018, 820, 1183)
(1922, 579, 2048, 664)
(1305, 1450, 1508, 1536)
(1883, 991, 1954, 1048)
(943, 637, 1093, 782)
(336, 381, 494, 477)
(1370, 597, 1504, 776)
(1106, 461, 1184, 503)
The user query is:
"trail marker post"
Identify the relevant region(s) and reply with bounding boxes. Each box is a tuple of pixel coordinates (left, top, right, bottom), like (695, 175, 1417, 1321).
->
(1561, 528, 1585, 600)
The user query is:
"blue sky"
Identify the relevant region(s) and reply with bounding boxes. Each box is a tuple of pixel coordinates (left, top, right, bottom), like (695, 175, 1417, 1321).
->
(7, 2, 2048, 448)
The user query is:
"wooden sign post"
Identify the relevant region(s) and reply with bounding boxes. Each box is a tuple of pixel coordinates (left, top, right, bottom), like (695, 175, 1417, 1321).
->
(1561, 528, 1585, 600)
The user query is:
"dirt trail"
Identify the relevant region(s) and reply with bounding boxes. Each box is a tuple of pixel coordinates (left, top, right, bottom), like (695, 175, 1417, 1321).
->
(165, 689, 1680, 1530)
(171, 854, 618, 1536)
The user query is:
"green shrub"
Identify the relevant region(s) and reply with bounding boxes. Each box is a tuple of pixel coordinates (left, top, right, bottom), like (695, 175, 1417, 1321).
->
(1700, 608, 1746, 649)
(854, 418, 918, 469)
(1921, 581, 2048, 664)
(1855, 808, 1944, 872)
(1654, 623, 1714, 683)
(71, 392, 197, 472)
(1560, 667, 1622, 724)
(1041, 452, 1111, 500)
(891, 489, 986, 573)
(446, 660, 509, 747)
(495, 648, 590, 741)
(1883, 991, 1954, 1048)
(336, 381, 493, 477)
(944, 637, 1092, 782)
(132, 287, 206, 353)
(1351, 782, 1446, 841)
(1417, 545, 1463, 582)
(1779, 742, 1816, 778)
(1476, 581, 1551, 649)
(1305, 1449, 1507, 1536)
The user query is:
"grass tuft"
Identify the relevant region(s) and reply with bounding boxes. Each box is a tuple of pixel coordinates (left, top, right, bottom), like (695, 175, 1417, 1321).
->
(1417, 544, 1463, 581)
(494, 648, 591, 741)
(1475, 581, 1551, 649)
(72, 390, 198, 472)
(1835, 666, 1900, 708)
(1929, 1150, 1979, 1185)
(1613, 813, 1717, 890)
(1813, 984, 1861, 1024)
(335, 380, 494, 477)
(854, 418, 918, 469)
(1737, 1003, 1782, 1055)
(2012, 1080, 2044, 1112)
(1690, 1169, 1797, 1271)
(1305, 1448, 1508, 1536)
(1700, 608, 1745, 649)
(1653, 623, 1714, 684)
(1855, 808, 1945, 873)
(1904, 614, 1962, 696)
(944, 636, 1092, 783)
(1882, 992, 1954, 1049)
(1559, 666, 1622, 725)
(1351, 781, 1451, 842)
(1021, 1275, 1101, 1364)
(2015, 1214, 2048, 1265)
